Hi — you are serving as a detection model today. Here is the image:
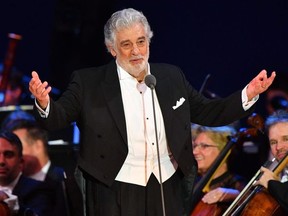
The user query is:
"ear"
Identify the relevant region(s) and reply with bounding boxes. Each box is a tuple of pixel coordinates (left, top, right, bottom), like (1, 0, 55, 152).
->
(109, 46, 117, 57)
(33, 140, 43, 153)
(19, 157, 24, 171)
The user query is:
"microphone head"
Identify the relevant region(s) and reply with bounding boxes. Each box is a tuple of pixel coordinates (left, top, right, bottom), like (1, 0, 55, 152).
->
(144, 74, 156, 89)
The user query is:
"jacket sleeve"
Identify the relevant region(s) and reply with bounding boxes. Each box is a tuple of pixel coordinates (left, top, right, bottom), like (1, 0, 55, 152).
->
(268, 180, 288, 213)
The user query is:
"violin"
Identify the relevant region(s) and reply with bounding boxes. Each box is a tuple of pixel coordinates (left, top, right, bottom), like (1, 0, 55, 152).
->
(223, 153, 288, 216)
(0, 201, 10, 216)
(189, 113, 264, 216)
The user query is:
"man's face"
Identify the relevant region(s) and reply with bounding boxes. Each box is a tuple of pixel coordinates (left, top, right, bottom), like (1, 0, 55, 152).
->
(269, 122, 288, 161)
(109, 23, 149, 81)
(0, 138, 23, 185)
(13, 128, 40, 176)
(192, 132, 220, 175)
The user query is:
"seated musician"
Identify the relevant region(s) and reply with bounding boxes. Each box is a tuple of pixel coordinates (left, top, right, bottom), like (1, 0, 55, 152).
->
(255, 110, 288, 213)
(0, 68, 25, 106)
(191, 124, 246, 205)
(2, 110, 83, 216)
(0, 130, 54, 215)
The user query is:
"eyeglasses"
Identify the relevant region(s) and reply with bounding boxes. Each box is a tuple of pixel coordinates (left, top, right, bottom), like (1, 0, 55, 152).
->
(192, 142, 218, 150)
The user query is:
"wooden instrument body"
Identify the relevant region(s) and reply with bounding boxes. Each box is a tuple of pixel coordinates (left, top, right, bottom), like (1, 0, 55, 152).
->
(223, 153, 288, 216)
(0, 201, 10, 216)
(239, 189, 286, 216)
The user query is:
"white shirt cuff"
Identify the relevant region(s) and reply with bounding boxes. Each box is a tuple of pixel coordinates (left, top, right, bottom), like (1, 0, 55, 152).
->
(35, 99, 50, 118)
(242, 85, 259, 111)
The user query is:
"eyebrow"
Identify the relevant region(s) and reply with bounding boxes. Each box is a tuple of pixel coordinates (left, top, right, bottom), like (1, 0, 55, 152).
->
(0, 150, 16, 155)
(120, 36, 146, 44)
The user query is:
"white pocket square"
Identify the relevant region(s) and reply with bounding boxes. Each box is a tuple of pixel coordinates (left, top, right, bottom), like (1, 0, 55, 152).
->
(172, 97, 185, 110)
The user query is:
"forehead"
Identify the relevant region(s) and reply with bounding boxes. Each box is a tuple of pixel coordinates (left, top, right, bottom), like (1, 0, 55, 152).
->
(0, 137, 16, 151)
(195, 132, 213, 142)
(269, 122, 288, 138)
(13, 128, 28, 138)
(116, 23, 146, 42)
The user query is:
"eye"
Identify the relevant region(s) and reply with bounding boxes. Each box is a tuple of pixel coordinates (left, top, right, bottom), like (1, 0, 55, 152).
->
(201, 144, 210, 149)
(136, 39, 146, 47)
(283, 136, 288, 142)
(121, 41, 133, 49)
(270, 140, 277, 146)
(4, 151, 15, 159)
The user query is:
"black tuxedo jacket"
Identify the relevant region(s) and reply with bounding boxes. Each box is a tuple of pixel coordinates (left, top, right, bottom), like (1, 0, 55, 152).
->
(13, 175, 53, 216)
(35, 61, 253, 187)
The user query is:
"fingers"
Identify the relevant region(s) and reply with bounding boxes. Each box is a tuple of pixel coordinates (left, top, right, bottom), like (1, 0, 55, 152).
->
(29, 71, 51, 101)
(258, 70, 276, 88)
(266, 71, 276, 86)
(260, 166, 269, 172)
(31, 71, 39, 79)
(202, 189, 223, 204)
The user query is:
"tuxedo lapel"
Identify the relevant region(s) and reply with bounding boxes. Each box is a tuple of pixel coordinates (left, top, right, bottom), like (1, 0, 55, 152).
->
(101, 63, 127, 145)
(152, 67, 174, 138)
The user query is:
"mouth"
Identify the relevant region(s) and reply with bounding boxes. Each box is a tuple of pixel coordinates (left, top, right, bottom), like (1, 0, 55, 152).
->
(130, 58, 143, 64)
(194, 156, 204, 161)
(277, 153, 287, 160)
(0, 169, 7, 174)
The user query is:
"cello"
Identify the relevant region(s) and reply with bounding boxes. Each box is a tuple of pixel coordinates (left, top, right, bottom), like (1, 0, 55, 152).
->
(189, 113, 264, 216)
(223, 152, 288, 216)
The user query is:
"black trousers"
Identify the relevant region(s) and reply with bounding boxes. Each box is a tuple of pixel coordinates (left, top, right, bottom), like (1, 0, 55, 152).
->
(84, 170, 186, 216)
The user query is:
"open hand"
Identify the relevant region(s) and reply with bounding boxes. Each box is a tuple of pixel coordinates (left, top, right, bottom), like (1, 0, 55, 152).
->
(246, 70, 276, 101)
(29, 71, 51, 109)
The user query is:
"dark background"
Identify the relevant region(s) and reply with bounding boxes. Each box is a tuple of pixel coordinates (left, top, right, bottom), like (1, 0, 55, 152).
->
(1, 0, 288, 178)
(1, 0, 288, 115)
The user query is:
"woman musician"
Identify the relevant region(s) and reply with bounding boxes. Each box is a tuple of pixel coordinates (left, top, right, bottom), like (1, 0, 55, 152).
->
(190, 124, 247, 215)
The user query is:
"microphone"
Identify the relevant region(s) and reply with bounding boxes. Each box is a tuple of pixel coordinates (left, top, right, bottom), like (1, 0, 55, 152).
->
(198, 74, 220, 99)
(144, 74, 157, 89)
(144, 74, 166, 216)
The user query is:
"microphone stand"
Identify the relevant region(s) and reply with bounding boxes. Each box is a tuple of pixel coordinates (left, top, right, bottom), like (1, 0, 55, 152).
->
(199, 73, 211, 94)
(149, 85, 166, 216)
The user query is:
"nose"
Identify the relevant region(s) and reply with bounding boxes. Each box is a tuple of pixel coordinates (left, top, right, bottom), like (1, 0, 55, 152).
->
(275, 141, 285, 150)
(131, 44, 140, 55)
(0, 154, 5, 165)
(193, 145, 200, 154)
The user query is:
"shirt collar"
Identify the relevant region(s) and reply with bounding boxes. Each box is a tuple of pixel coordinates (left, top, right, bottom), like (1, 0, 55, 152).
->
(41, 160, 51, 174)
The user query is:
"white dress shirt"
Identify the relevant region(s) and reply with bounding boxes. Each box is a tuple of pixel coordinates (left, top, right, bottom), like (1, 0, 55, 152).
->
(0, 173, 21, 213)
(114, 63, 176, 186)
(29, 160, 51, 181)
